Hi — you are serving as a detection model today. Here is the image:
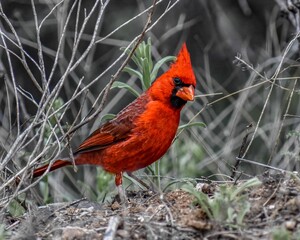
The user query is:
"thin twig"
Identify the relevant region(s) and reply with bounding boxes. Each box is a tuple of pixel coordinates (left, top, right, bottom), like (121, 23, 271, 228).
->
(103, 216, 121, 240)
(235, 157, 292, 173)
(231, 123, 253, 180)
(31, 0, 48, 93)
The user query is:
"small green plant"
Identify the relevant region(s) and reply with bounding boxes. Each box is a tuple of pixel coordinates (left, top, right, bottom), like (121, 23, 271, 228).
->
(8, 198, 26, 217)
(0, 224, 9, 240)
(95, 169, 113, 201)
(122, 38, 176, 91)
(272, 226, 292, 240)
(112, 38, 176, 95)
(185, 177, 261, 227)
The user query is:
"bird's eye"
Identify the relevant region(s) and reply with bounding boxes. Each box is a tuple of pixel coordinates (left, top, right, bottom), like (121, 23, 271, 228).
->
(173, 77, 182, 85)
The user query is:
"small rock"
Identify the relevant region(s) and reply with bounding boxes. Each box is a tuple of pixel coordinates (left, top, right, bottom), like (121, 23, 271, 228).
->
(268, 204, 275, 210)
(138, 216, 145, 222)
(117, 229, 130, 238)
(81, 206, 94, 212)
(79, 211, 91, 217)
(285, 220, 296, 230)
(284, 196, 300, 212)
(196, 183, 216, 195)
(186, 219, 212, 230)
(61, 226, 99, 240)
(111, 201, 121, 210)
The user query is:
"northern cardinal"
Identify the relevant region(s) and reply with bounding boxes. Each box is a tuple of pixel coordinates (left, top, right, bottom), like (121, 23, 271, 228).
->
(33, 43, 196, 199)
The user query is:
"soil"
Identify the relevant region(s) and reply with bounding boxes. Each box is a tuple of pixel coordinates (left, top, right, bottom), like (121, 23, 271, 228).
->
(4, 171, 300, 240)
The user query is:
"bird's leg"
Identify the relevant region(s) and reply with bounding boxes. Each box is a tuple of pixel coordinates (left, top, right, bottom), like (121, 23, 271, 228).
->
(127, 172, 151, 190)
(115, 172, 127, 203)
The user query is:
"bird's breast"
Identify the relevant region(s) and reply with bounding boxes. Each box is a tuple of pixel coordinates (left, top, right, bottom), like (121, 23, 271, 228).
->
(101, 101, 181, 173)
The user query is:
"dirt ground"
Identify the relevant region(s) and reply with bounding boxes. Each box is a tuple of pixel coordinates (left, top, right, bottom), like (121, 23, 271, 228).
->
(4, 171, 300, 240)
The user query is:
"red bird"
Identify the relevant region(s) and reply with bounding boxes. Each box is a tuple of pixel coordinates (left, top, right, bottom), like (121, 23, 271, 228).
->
(33, 43, 196, 199)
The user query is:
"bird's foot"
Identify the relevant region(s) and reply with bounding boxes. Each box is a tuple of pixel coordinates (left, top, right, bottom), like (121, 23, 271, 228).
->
(110, 185, 128, 211)
(118, 185, 128, 203)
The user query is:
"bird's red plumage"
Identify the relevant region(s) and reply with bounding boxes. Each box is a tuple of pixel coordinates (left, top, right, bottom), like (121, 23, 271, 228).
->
(33, 43, 196, 188)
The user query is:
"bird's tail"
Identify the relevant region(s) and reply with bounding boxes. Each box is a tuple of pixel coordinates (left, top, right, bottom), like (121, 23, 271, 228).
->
(32, 152, 103, 178)
(33, 159, 72, 178)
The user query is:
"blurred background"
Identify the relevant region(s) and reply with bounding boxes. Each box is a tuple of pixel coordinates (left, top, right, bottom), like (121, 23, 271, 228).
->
(1, 0, 300, 204)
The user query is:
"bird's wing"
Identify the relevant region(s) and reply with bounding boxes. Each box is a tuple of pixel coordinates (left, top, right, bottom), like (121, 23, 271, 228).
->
(74, 94, 149, 154)
(73, 121, 131, 154)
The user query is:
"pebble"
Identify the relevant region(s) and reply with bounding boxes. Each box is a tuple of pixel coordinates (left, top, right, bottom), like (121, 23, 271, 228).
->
(285, 220, 296, 230)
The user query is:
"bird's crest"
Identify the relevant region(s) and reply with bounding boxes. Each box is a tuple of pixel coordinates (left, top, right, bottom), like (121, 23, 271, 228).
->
(169, 43, 196, 86)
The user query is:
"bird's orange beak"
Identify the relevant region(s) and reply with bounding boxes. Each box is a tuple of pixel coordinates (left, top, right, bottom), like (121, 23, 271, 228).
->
(176, 85, 195, 101)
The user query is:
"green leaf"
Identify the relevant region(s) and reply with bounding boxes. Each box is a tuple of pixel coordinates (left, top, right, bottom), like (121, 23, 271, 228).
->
(146, 165, 155, 176)
(124, 173, 147, 190)
(111, 81, 140, 97)
(178, 122, 207, 130)
(142, 58, 151, 90)
(100, 113, 116, 122)
(121, 46, 142, 69)
(0, 224, 8, 240)
(184, 186, 213, 219)
(146, 39, 153, 71)
(123, 66, 143, 81)
(237, 200, 250, 225)
(136, 42, 144, 59)
(8, 199, 25, 217)
(40, 181, 49, 203)
(272, 227, 292, 240)
(154, 161, 161, 191)
(232, 177, 261, 199)
(151, 56, 176, 82)
(226, 207, 235, 223)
